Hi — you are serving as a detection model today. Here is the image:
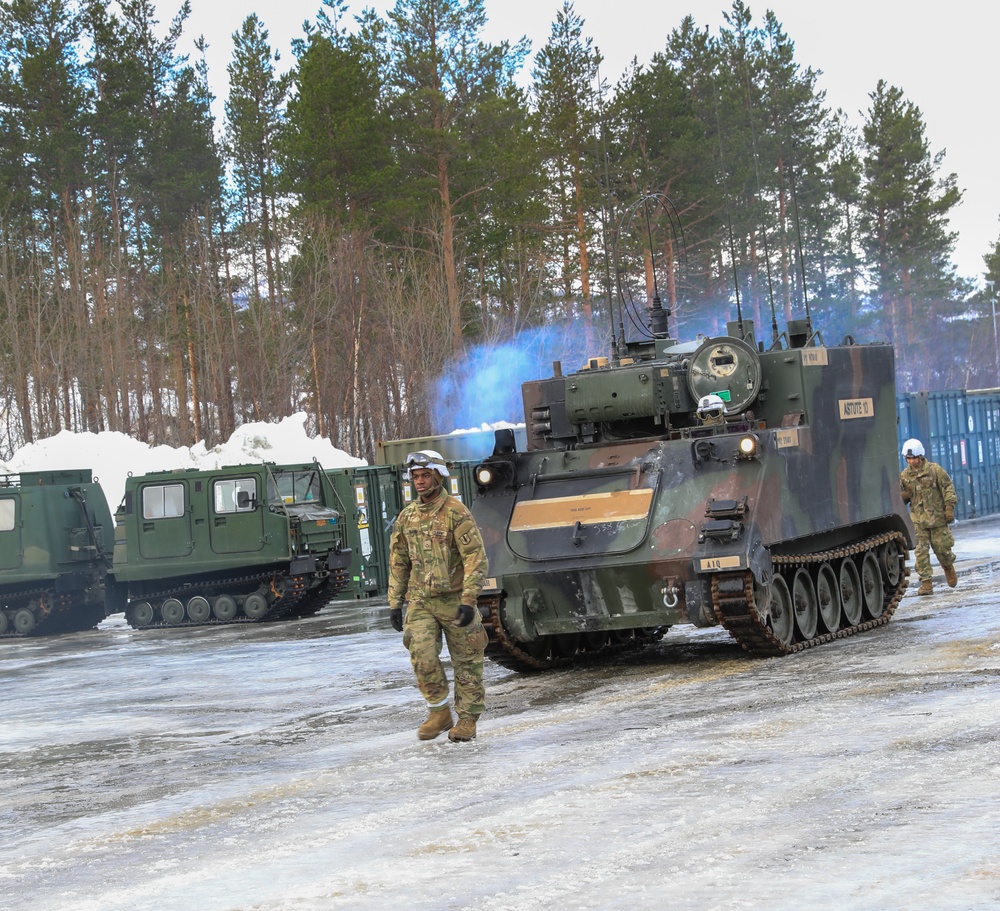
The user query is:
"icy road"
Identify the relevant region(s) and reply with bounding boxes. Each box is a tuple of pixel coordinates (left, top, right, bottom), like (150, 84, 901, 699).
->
(2, 525, 999, 911)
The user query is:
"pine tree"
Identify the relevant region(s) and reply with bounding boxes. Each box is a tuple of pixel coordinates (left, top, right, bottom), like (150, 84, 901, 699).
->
(970, 230, 1000, 387)
(384, 0, 529, 355)
(821, 112, 863, 325)
(533, 2, 601, 332)
(225, 14, 288, 312)
(0, 0, 91, 440)
(462, 79, 547, 338)
(756, 9, 828, 325)
(224, 14, 293, 422)
(607, 17, 722, 335)
(281, 6, 393, 224)
(280, 5, 396, 453)
(860, 79, 961, 387)
(86, 0, 221, 446)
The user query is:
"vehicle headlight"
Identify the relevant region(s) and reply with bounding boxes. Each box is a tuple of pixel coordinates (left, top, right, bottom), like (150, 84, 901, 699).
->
(475, 460, 515, 489)
(737, 433, 760, 460)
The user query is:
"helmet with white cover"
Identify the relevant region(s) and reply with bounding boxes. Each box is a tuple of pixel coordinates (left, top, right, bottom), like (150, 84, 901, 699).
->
(901, 438, 925, 459)
(404, 449, 450, 479)
(697, 393, 726, 424)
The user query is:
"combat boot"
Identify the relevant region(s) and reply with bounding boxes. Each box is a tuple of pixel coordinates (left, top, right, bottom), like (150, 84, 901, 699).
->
(917, 579, 933, 596)
(417, 707, 453, 741)
(448, 714, 479, 742)
(943, 564, 958, 588)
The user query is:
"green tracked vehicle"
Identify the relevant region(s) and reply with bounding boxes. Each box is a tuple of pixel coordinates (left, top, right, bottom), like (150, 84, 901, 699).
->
(471, 205, 915, 670)
(0, 469, 117, 637)
(112, 461, 352, 628)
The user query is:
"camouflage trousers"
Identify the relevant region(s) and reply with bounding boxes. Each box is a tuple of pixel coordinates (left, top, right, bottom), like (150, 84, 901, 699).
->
(402, 593, 487, 717)
(914, 523, 956, 581)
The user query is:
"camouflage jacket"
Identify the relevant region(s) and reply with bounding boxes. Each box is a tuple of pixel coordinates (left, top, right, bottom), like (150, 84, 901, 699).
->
(900, 459, 957, 528)
(388, 487, 488, 609)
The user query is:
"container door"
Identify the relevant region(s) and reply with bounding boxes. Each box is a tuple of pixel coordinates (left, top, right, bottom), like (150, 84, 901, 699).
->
(370, 466, 406, 595)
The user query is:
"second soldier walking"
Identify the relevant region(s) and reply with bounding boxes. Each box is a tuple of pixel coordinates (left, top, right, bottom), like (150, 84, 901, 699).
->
(899, 438, 958, 596)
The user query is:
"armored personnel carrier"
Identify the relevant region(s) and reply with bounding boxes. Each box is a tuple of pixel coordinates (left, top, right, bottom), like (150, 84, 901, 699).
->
(0, 469, 115, 637)
(471, 212, 913, 669)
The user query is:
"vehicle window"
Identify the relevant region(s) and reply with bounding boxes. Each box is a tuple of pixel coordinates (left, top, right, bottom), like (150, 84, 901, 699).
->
(270, 470, 319, 504)
(214, 477, 257, 514)
(0, 498, 14, 531)
(142, 484, 185, 519)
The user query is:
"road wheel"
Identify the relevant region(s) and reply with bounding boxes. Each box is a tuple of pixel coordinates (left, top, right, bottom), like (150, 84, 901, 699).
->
(243, 592, 268, 620)
(861, 551, 885, 619)
(838, 558, 864, 626)
(765, 574, 794, 645)
(792, 568, 818, 640)
(130, 601, 155, 627)
(553, 633, 580, 657)
(161, 598, 185, 625)
(186, 596, 211, 623)
(816, 562, 841, 633)
(14, 607, 36, 634)
(213, 595, 237, 621)
(878, 539, 904, 587)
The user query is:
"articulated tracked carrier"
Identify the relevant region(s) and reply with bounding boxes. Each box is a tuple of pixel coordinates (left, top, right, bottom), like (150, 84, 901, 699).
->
(113, 462, 352, 628)
(0, 469, 114, 637)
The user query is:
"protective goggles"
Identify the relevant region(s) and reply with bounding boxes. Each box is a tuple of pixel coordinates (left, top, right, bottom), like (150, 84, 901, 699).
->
(405, 453, 436, 468)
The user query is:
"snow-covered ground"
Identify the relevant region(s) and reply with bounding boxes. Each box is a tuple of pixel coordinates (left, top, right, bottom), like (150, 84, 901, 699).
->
(1, 422, 998, 909)
(1, 526, 998, 911)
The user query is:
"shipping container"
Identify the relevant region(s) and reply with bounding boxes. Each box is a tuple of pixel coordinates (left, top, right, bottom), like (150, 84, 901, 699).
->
(326, 465, 405, 599)
(896, 389, 1000, 520)
(376, 427, 527, 467)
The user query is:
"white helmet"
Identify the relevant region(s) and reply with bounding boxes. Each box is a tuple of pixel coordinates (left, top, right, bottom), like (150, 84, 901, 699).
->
(404, 449, 450, 479)
(697, 394, 726, 422)
(901, 438, 925, 458)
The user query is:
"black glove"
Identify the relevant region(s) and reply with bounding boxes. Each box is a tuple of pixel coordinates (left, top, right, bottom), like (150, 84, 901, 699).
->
(389, 607, 403, 632)
(455, 603, 475, 627)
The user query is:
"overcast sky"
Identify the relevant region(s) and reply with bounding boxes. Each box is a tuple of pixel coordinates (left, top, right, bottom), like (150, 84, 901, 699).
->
(161, 0, 998, 282)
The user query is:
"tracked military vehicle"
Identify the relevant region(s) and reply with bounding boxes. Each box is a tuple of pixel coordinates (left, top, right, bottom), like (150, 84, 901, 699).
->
(471, 212, 913, 670)
(0, 469, 117, 637)
(113, 462, 352, 628)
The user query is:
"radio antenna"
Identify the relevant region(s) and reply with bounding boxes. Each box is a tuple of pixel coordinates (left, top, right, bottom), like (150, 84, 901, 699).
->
(733, 14, 780, 346)
(592, 60, 625, 359)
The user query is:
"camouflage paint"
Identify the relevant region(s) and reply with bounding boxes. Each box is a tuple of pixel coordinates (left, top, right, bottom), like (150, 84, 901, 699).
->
(472, 327, 914, 648)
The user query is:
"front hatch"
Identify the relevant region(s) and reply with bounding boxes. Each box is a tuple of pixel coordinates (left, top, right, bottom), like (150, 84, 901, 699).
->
(507, 463, 658, 561)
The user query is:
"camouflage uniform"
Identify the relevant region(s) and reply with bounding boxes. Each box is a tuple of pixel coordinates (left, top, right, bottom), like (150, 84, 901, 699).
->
(900, 458, 957, 582)
(388, 487, 489, 718)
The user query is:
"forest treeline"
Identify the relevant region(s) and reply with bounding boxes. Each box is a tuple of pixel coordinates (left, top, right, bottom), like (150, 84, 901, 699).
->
(1, 0, 999, 461)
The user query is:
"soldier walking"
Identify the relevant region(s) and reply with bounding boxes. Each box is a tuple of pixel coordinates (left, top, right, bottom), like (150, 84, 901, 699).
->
(899, 439, 958, 595)
(388, 450, 489, 742)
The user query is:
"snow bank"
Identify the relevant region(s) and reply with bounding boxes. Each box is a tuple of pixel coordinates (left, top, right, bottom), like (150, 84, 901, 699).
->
(0, 413, 364, 510)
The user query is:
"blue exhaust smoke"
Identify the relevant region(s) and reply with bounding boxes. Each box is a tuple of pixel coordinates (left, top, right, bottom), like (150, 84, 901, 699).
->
(431, 323, 605, 432)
